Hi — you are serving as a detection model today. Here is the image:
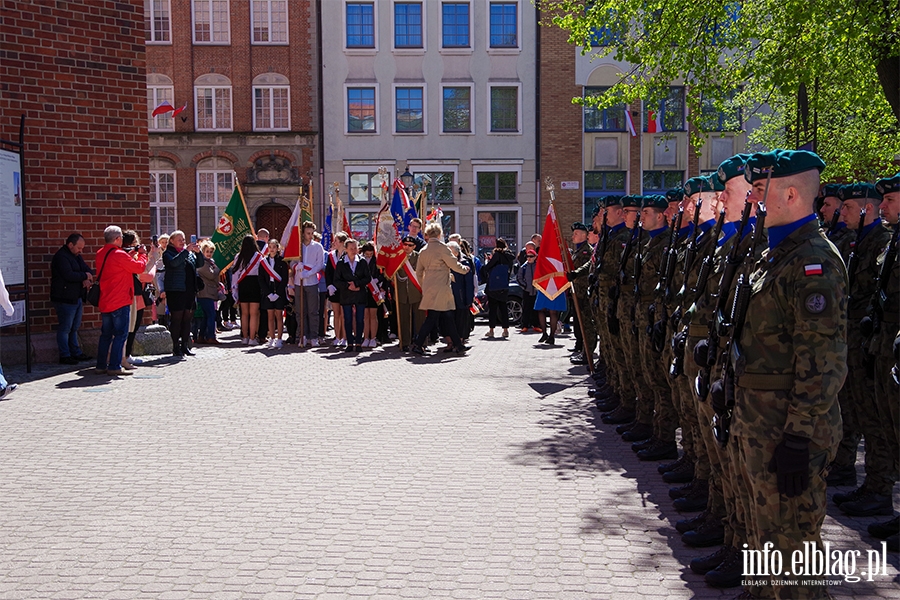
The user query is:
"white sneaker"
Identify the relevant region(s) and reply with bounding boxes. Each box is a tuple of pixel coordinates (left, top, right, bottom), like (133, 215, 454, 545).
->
(127, 356, 144, 365)
(241, 337, 249, 345)
(249, 337, 259, 345)
(388, 333, 397, 340)
(309, 338, 319, 347)
(274, 339, 283, 349)
(266, 339, 274, 348)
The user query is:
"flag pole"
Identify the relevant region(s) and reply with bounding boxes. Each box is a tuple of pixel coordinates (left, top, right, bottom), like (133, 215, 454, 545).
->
(546, 178, 594, 375)
(393, 274, 402, 350)
(233, 171, 256, 239)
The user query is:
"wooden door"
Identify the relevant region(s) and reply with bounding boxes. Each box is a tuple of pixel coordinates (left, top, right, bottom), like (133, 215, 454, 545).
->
(255, 203, 292, 244)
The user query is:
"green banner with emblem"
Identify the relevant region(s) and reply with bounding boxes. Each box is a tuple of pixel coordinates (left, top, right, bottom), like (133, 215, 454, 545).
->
(210, 184, 254, 270)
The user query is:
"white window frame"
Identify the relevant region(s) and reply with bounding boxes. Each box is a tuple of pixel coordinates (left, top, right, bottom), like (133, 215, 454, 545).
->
(194, 86, 233, 131)
(146, 0, 172, 44)
(150, 170, 177, 237)
(347, 171, 392, 204)
(439, 1, 473, 54)
(433, 206, 459, 235)
(251, 0, 289, 45)
(440, 82, 474, 135)
(196, 170, 235, 238)
(343, 0, 379, 54)
(346, 208, 380, 241)
(252, 85, 291, 131)
(486, 82, 522, 135)
(192, 0, 231, 45)
(392, 83, 427, 135)
(474, 205, 523, 255)
(471, 160, 523, 188)
(391, 0, 426, 53)
(344, 83, 380, 135)
(148, 85, 175, 131)
(485, 0, 521, 54)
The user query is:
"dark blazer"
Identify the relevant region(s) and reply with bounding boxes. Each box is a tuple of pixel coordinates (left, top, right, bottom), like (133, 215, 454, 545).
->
(482, 248, 515, 297)
(162, 246, 202, 293)
(451, 255, 476, 309)
(50, 245, 94, 304)
(334, 255, 371, 305)
(258, 254, 289, 299)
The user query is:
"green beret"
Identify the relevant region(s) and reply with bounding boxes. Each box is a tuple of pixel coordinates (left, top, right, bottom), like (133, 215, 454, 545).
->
(604, 195, 623, 207)
(743, 149, 826, 183)
(821, 183, 842, 199)
(590, 205, 601, 218)
(838, 183, 882, 202)
(708, 173, 725, 192)
(665, 188, 684, 203)
(875, 173, 900, 195)
(717, 154, 750, 184)
(571, 221, 589, 232)
(641, 195, 668, 211)
(683, 176, 713, 197)
(621, 195, 641, 208)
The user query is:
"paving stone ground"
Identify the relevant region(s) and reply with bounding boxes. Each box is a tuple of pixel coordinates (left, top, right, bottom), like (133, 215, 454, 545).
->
(1, 324, 898, 599)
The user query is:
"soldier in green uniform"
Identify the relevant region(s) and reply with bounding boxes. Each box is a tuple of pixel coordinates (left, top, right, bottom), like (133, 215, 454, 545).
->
(729, 150, 847, 599)
(568, 222, 596, 366)
(821, 184, 854, 255)
(832, 183, 894, 517)
(866, 173, 900, 550)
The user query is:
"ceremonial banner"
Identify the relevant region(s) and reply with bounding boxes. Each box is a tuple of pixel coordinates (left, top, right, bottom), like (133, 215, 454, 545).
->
(280, 198, 303, 261)
(211, 183, 254, 270)
(375, 183, 407, 279)
(532, 204, 572, 301)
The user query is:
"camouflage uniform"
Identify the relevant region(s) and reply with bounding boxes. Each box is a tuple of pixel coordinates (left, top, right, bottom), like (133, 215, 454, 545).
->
(617, 228, 653, 422)
(732, 219, 847, 599)
(570, 241, 597, 359)
(596, 223, 633, 400)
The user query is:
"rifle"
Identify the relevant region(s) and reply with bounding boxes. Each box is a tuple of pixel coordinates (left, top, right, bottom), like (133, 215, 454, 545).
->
(608, 224, 639, 335)
(651, 208, 684, 353)
(587, 210, 608, 302)
(825, 208, 841, 239)
(712, 198, 767, 447)
(630, 224, 646, 336)
(670, 200, 705, 329)
(862, 222, 900, 342)
(846, 208, 867, 304)
(690, 208, 727, 306)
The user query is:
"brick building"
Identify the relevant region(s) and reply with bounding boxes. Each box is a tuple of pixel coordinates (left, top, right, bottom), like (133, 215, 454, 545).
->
(0, 0, 148, 364)
(146, 0, 319, 244)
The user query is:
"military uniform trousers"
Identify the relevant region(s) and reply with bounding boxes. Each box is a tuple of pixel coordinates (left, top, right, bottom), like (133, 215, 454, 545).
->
(594, 289, 623, 394)
(831, 382, 860, 470)
(636, 299, 678, 441)
(572, 290, 598, 358)
(871, 323, 900, 494)
(616, 292, 650, 416)
(662, 325, 696, 460)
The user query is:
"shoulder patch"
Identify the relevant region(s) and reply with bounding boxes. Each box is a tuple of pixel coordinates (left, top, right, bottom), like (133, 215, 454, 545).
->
(804, 264, 823, 276)
(804, 293, 827, 314)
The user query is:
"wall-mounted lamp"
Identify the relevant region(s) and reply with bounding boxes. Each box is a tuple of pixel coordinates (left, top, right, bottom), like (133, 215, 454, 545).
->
(458, 186, 464, 196)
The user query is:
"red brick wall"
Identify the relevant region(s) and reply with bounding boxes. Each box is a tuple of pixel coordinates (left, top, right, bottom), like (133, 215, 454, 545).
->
(0, 0, 148, 338)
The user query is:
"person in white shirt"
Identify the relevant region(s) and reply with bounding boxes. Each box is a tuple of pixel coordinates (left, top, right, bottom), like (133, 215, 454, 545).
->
(289, 221, 325, 347)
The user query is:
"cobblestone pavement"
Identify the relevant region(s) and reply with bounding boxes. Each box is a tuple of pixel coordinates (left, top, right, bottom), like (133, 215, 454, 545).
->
(1, 325, 897, 599)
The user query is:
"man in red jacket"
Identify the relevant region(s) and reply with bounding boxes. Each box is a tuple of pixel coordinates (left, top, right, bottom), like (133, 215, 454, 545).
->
(95, 225, 149, 376)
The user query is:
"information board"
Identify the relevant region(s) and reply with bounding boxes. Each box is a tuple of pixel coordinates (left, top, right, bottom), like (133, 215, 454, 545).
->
(0, 148, 25, 286)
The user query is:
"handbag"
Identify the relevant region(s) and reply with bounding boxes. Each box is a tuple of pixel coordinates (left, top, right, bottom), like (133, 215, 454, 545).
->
(86, 250, 112, 307)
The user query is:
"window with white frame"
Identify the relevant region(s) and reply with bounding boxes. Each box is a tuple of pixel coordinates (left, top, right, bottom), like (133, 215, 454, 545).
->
(348, 210, 379, 241)
(441, 2, 470, 48)
(476, 210, 518, 258)
(148, 74, 174, 131)
(490, 86, 518, 132)
(394, 2, 423, 49)
(349, 171, 390, 204)
(442, 86, 471, 133)
(195, 73, 232, 130)
(395, 87, 424, 133)
(253, 73, 290, 131)
(414, 172, 454, 204)
(346, 2, 375, 48)
(193, 0, 230, 44)
(477, 172, 517, 202)
(489, 2, 517, 48)
(251, 0, 287, 44)
(145, 0, 171, 43)
(150, 170, 177, 236)
(347, 87, 376, 132)
(197, 168, 234, 237)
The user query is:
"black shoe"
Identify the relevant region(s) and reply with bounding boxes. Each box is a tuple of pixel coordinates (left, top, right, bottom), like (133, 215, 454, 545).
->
(637, 440, 678, 461)
(670, 480, 697, 501)
(614, 419, 636, 433)
(868, 516, 900, 540)
(589, 385, 614, 398)
(839, 492, 893, 517)
(704, 546, 743, 588)
(570, 352, 587, 365)
(658, 453, 688, 475)
(833, 486, 867, 505)
(594, 396, 620, 412)
(401, 345, 410, 352)
(825, 463, 857, 487)
(601, 406, 633, 425)
(662, 458, 695, 484)
(682, 517, 725, 548)
(673, 480, 709, 512)
(172, 351, 183, 358)
(354, 345, 363, 352)
(675, 507, 707, 531)
(59, 356, 79, 365)
(538, 332, 548, 343)
(344, 344, 355, 352)
(545, 335, 556, 346)
(690, 545, 729, 575)
(631, 436, 657, 452)
(621, 422, 653, 442)
(569, 345, 582, 354)
(886, 533, 899, 552)
(453, 345, 470, 355)
(73, 353, 93, 362)
(409, 344, 426, 356)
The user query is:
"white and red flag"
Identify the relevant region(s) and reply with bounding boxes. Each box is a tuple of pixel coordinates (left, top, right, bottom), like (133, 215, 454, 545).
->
(374, 184, 408, 279)
(171, 103, 188, 118)
(624, 110, 637, 137)
(646, 109, 660, 133)
(532, 204, 572, 301)
(152, 101, 174, 117)
(280, 198, 303, 261)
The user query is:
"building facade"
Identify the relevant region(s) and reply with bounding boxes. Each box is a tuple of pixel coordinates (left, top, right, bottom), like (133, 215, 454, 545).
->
(145, 0, 319, 243)
(321, 0, 538, 257)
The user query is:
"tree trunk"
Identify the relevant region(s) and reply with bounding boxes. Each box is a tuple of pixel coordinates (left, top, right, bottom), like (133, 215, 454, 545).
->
(875, 54, 900, 124)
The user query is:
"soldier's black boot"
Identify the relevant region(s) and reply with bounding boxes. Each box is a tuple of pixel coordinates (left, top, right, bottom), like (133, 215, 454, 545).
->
(832, 485, 867, 505)
(839, 492, 894, 517)
(570, 351, 587, 365)
(613, 418, 636, 433)
(868, 516, 900, 539)
(886, 533, 899, 552)
(631, 436, 657, 452)
(662, 457, 695, 483)
(637, 439, 678, 461)
(621, 422, 653, 442)
(673, 479, 708, 512)
(682, 516, 725, 547)
(595, 395, 620, 412)
(658, 453, 688, 474)
(674, 507, 707, 532)
(690, 545, 729, 575)
(589, 384, 614, 398)
(825, 463, 857, 487)
(704, 545, 743, 588)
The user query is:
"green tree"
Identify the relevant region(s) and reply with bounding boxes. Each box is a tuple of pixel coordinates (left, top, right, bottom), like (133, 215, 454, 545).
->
(543, 0, 900, 179)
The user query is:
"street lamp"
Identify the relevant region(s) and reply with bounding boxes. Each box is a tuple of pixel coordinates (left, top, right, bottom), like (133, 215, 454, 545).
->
(399, 166, 414, 188)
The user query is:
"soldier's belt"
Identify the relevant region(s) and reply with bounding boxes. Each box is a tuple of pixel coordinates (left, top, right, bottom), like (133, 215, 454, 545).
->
(688, 324, 708, 338)
(735, 373, 795, 390)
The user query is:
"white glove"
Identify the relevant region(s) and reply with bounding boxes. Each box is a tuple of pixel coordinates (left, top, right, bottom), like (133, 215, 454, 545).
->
(267, 293, 279, 302)
(327, 285, 337, 296)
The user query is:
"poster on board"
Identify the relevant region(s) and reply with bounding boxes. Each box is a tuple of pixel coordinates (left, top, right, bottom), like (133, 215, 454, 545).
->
(0, 148, 25, 287)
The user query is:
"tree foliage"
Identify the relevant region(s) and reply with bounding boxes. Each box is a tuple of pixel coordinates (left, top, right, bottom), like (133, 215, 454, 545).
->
(543, 0, 900, 180)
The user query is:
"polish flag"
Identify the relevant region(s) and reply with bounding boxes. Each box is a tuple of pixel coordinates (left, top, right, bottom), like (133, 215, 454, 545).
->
(171, 103, 188, 117)
(280, 199, 302, 261)
(152, 101, 174, 117)
(804, 264, 823, 276)
(646, 109, 660, 134)
(624, 110, 637, 137)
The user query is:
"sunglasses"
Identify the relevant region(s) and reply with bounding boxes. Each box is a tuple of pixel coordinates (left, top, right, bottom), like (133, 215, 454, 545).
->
(403, 243, 415, 247)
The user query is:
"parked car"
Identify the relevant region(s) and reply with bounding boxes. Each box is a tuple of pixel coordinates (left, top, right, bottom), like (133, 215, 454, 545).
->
(474, 279, 524, 326)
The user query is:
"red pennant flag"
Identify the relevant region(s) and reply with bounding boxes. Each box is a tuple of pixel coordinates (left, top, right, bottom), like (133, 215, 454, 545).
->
(152, 101, 174, 117)
(171, 102, 188, 117)
(280, 199, 302, 261)
(374, 194, 408, 280)
(532, 204, 573, 301)
(646, 109, 660, 133)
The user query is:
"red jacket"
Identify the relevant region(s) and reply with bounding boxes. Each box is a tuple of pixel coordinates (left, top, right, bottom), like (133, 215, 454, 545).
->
(95, 244, 148, 313)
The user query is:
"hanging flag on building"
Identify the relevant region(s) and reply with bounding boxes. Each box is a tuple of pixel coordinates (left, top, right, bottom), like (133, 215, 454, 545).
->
(624, 109, 637, 137)
(210, 181, 255, 270)
(646, 109, 660, 133)
(171, 102, 188, 118)
(532, 204, 572, 301)
(152, 101, 174, 117)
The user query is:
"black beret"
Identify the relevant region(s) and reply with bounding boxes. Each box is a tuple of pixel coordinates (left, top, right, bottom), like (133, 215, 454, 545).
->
(838, 183, 882, 202)
(604, 195, 623, 207)
(875, 174, 900, 195)
(571, 222, 589, 232)
(665, 188, 684, 203)
(821, 184, 842, 199)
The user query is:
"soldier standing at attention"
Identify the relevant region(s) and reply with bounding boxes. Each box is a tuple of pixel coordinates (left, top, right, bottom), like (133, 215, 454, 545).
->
(730, 150, 847, 599)
(568, 222, 596, 367)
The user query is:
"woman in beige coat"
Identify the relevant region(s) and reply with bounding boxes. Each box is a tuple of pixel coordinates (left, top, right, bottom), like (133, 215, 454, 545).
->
(410, 222, 470, 356)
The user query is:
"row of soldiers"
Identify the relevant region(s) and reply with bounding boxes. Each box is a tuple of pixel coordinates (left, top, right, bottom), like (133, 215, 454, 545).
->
(567, 150, 899, 599)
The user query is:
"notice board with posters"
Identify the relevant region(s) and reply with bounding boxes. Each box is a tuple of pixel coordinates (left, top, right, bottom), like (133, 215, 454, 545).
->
(0, 148, 25, 287)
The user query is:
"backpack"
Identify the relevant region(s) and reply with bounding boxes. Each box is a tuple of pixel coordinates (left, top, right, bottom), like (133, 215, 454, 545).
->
(487, 262, 509, 293)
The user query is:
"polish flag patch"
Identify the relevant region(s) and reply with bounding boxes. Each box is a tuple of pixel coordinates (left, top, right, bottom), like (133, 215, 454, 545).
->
(805, 264, 823, 276)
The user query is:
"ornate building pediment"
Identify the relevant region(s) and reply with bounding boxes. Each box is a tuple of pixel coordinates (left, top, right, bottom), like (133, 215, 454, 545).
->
(247, 156, 300, 184)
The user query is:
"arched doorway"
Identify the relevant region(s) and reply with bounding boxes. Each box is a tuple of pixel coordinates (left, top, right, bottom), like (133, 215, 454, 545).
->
(255, 202, 292, 243)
